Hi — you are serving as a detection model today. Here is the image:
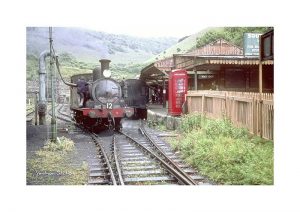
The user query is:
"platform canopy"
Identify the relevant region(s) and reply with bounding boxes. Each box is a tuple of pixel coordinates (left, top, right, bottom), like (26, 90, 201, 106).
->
(174, 54, 274, 70)
(139, 63, 168, 85)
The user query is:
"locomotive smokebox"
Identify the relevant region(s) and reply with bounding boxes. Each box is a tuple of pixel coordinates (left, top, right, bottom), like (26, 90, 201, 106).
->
(100, 59, 111, 76)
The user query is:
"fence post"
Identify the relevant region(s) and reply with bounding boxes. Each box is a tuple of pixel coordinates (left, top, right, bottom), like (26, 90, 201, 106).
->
(201, 94, 205, 115)
(259, 96, 263, 137)
(252, 97, 255, 134)
(224, 92, 227, 118)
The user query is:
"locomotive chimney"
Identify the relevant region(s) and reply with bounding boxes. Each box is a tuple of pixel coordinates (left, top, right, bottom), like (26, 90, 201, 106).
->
(100, 59, 111, 76)
(93, 59, 111, 81)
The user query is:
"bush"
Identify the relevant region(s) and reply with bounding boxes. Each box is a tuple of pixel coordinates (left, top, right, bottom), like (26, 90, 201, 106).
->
(180, 113, 202, 133)
(170, 116, 273, 185)
(204, 118, 248, 139)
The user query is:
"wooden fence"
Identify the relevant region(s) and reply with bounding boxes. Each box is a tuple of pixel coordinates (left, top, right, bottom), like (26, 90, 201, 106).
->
(186, 90, 274, 140)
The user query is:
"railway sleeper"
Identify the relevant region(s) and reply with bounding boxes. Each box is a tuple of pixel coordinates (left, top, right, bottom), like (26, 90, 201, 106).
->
(89, 172, 110, 178)
(123, 169, 167, 176)
(121, 160, 156, 166)
(90, 162, 108, 167)
(190, 175, 205, 181)
(118, 144, 136, 148)
(122, 165, 160, 171)
(124, 176, 176, 183)
(89, 167, 109, 172)
(120, 150, 143, 154)
(120, 156, 150, 161)
(119, 147, 138, 151)
(120, 153, 145, 157)
(88, 179, 111, 185)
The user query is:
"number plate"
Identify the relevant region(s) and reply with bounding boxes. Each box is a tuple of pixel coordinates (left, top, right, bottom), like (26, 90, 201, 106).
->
(106, 102, 113, 109)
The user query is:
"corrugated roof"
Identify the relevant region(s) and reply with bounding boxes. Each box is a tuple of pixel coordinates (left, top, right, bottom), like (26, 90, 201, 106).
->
(186, 39, 243, 56)
(140, 63, 168, 80)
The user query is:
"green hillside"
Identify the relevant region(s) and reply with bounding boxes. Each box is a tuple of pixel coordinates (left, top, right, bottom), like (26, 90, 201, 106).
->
(145, 27, 213, 63)
(26, 27, 177, 81)
(26, 27, 177, 64)
(26, 52, 145, 81)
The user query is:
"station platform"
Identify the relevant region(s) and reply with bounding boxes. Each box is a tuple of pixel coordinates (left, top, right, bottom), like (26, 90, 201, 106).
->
(147, 103, 167, 116)
(146, 104, 182, 130)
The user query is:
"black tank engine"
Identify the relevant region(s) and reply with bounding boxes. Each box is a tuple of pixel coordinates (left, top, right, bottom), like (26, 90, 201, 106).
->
(70, 59, 134, 132)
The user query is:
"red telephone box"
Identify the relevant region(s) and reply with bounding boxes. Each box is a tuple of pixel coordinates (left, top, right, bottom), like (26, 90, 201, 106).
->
(168, 69, 188, 116)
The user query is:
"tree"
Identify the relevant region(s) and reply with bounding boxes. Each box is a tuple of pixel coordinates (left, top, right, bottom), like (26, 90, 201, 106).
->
(196, 27, 273, 48)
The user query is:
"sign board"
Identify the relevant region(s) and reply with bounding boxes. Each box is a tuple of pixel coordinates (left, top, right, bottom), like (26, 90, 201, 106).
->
(260, 30, 274, 61)
(198, 74, 215, 79)
(243, 33, 262, 56)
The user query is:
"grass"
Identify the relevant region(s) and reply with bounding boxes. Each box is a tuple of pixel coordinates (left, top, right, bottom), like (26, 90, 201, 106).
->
(152, 122, 167, 131)
(27, 136, 88, 185)
(169, 113, 274, 185)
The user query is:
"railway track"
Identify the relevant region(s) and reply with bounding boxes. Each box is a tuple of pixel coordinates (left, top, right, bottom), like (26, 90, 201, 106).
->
(53, 103, 118, 185)
(26, 107, 34, 116)
(114, 124, 206, 185)
(56, 103, 72, 122)
(26, 106, 35, 123)
(50, 103, 209, 185)
(88, 133, 117, 185)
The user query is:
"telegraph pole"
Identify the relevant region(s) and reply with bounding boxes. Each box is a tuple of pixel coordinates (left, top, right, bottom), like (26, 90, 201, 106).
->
(34, 91, 38, 125)
(49, 27, 57, 142)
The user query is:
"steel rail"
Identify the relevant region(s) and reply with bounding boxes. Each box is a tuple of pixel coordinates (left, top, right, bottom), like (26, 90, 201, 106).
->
(26, 110, 35, 117)
(57, 104, 72, 121)
(119, 130, 193, 185)
(91, 133, 117, 185)
(139, 124, 197, 185)
(69, 119, 117, 185)
(47, 103, 116, 185)
(113, 135, 125, 185)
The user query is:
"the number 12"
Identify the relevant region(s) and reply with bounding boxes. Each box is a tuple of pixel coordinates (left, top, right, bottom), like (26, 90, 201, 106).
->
(107, 103, 113, 109)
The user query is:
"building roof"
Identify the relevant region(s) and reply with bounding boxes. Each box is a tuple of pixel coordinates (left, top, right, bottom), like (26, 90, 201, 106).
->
(139, 38, 273, 82)
(139, 63, 168, 85)
(174, 54, 273, 70)
(186, 39, 243, 56)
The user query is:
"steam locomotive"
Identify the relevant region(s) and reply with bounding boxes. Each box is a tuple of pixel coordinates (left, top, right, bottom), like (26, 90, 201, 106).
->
(121, 79, 149, 119)
(70, 59, 134, 132)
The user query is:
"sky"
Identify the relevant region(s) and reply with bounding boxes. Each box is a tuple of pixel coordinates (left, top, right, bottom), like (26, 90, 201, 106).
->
(1, 0, 300, 212)
(10, 0, 279, 38)
(83, 21, 207, 38)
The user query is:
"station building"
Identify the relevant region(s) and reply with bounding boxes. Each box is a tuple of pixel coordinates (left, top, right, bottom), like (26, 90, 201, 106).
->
(140, 39, 274, 103)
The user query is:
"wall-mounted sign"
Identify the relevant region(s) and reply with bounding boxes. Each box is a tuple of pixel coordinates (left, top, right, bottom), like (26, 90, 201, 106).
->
(243, 33, 262, 56)
(198, 74, 215, 79)
(260, 30, 274, 61)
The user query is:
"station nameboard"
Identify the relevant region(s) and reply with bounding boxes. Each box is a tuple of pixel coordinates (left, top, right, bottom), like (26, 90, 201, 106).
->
(243, 33, 262, 56)
(198, 74, 215, 79)
(260, 30, 274, 61)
